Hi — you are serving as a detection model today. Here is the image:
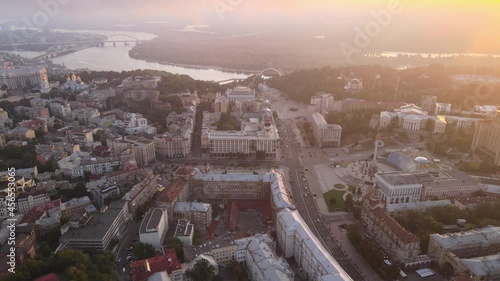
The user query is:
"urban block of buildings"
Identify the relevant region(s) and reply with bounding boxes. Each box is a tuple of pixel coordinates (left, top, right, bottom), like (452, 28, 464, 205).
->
(112, 112, 157, 135)
(172, 202, 212, 230)
(59, 200, 130, 252)
(206, 108, 280, 158)
(0, 66, 46, 89)
(154, 111, 194, 159)
(428, 226, 500, 280)
(361, 195, 430, 269)
(375, 170, 480, 205)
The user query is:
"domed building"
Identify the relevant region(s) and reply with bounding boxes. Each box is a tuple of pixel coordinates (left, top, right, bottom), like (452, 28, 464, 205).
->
(61, 73, 88, 92)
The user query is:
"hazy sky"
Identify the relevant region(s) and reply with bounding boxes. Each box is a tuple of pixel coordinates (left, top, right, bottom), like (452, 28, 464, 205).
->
(1, 0, 499, 52)
(1, 0, 498, 23)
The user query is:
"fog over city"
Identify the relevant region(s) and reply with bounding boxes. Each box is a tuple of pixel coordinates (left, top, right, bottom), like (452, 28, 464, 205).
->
(1, 1, 500, 281)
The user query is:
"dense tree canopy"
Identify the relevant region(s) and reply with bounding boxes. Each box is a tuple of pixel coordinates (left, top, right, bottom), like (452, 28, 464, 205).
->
(132, 242, 157, 260)
(394, 202, 500, 253)
(185, 259, 217, 281)
(267, 65, 499, 108)
(0, 249, 116, 281)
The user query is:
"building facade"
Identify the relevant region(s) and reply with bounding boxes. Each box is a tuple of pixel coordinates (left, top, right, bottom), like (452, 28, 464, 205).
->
(361, 196, 426, 268)
(17, 191, 51, 214)
(139, 208, 168, 251)
(471, 110, 500, 166)
(276, 208, 353, 281)
(428, 226, 500, 280)
(226, 86, 255, 102)
(173, 202, 212, 230)
(310, 112, 342, 148)
(60, 200, 130, 252)
(208, 109, 279, 158)
(0, 67, 47, 89)
(109, 135, 156, 166)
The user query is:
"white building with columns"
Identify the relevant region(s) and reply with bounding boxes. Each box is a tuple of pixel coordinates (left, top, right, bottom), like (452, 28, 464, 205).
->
(403, 114, 422, 131)
(208, 108, 279, 158)
(226, 86, 256, 102)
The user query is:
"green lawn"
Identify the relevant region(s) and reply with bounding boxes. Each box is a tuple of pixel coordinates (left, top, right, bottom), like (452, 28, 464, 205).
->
(323, 189, 346, 212)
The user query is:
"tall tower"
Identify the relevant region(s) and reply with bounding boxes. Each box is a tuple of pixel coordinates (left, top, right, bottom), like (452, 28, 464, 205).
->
(369, 135, 384, 175)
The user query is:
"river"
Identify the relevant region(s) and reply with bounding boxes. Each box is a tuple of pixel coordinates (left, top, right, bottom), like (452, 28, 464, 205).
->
(5, 29, 252, 82)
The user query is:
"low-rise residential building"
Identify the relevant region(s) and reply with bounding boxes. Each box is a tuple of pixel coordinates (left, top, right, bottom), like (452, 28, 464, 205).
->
(108, 135, 156, 166)
(183, 235, 237, 265)
(174, 219, 194, 247)
(156, 178, 189, 223)
(49, 100, 71, 119)
(173, 202, 212, 230)
(60, 200, 130, 252)
(125, 170, 159, 216)
(18, 118, 48, 133)
(130, 249, 183, 281)
(112, 112, 157, 135)
(6, 127, 36, 139)
(58, 152, 122, 177)
(310, 112, 342, 148)
(17, 190, 51, 214)
(67, 129, 94, 143)
(60, 196, 92, 218)
(139, 208, 168, 251)
(71, 108, 100, 124)
(235, 233, 295, 281)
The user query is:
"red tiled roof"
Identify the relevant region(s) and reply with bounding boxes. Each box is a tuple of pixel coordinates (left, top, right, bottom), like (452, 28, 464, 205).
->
(17, 190, 47, 199)
(34, 273, 59, 281)
(371, 207, 419, 244)
(20, 199, 61, 224)
(130, 250, 182, 281)
(174, 166, 195, 176)
(156, 178, 188, 203)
